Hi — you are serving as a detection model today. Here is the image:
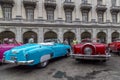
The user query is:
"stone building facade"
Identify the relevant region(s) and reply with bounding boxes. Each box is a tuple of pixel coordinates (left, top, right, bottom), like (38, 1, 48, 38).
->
(0, 0, 120, 44)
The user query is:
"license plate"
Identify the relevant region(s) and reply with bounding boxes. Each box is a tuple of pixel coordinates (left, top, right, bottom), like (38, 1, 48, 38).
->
(11, 56, 16, 60)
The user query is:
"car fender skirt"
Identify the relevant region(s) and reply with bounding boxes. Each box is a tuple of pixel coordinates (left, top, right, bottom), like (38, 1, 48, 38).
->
(40, 54, 51, 63)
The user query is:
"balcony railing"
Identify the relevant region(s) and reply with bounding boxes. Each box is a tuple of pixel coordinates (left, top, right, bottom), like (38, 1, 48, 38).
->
(96, 4, 107, 12)
(63, 1, 75, 11)
(23, 0, 37, 8)
(80, 3, 92, 11)
(0, 18, 120, 27)
(44, 0, 56, 9)
(110, 6, 120, 13)
(0, 0, 14, 4)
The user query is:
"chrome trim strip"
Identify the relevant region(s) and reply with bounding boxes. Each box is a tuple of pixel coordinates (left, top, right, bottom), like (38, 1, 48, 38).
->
(70, 53, 111, 60)
(2, 59, 34, 65)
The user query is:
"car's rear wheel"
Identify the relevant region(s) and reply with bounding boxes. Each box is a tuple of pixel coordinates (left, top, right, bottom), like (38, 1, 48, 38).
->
(108, 48, 112, 53)
(65, 49, 71, 57)
(100, 60, 107, 62)
(40, 60, 49, 68)
(75, 59, 80, 61)
(0, 62, 2, 65)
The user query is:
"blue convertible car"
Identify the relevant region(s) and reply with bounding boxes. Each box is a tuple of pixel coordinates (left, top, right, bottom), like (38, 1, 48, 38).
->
(2, 39, 71, 67)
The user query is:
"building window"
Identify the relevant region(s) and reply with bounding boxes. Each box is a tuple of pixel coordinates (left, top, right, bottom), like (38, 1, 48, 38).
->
(82, 11, 88, 22)
(111, 0, 116, 6)
(26, 9, 34, 21)
(2, 5, 12, 20)
(82, 0, 88, 3)
(47, 10, 54, 22)
(65, 11, 72, 23)
(112, 13, 117, 23)
(97, 0, 102, 5)
(97, 12, 104, 23)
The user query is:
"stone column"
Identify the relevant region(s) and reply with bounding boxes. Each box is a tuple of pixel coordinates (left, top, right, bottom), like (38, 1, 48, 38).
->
(91, 0, 96, 22)
(38, 28, 44, 43)
(16, 0, 22, 19)
(58, 28, 63, 42)
(16, 27, 22, 42)
(0, 5, 3, 19)
(107, 29, 111, 43)
(75, 0, 79, 20)
(92, 28, 97, 42)
(76, 28, 80, 42)
(57, 0, 62, 19)
(106, 0, 111, 22)
(38, 0, 43, 20)
(118, 13, 120, 23)
(56, 0, 63, 23)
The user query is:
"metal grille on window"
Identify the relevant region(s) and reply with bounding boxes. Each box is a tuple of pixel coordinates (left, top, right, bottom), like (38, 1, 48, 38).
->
(112, 14, 117, 23)
(82, 0, 88, 3)
(26, 9, 34, 21)
(3, 7, 12, 20)
(65, 0, 71, 2)
(65, 11, 72, 23)
(97, 0, 102, 5)
(47, 10, 54, 22)
(111, 0, 116, 6)
(82, 12, 88, 22)
(98, 12, 103, 23)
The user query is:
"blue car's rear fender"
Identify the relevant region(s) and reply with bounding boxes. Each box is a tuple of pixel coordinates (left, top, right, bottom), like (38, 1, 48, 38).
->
(26, 47, 53, 65)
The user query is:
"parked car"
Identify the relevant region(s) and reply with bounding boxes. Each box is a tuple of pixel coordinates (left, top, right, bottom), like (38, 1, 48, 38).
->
(3, 39, 71, 67)
(108, 39, 120, 54)
(71, 39, 111, 62)
(0, 38, 22, 63)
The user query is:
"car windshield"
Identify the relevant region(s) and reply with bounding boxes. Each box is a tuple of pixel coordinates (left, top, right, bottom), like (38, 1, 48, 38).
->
(44, 39, 61, 43)
(81, 39, 92, 43)
(0, 38, 18, 44)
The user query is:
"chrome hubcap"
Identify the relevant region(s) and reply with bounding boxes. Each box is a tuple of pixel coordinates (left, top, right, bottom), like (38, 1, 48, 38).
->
(84, 47, 92, 55)
(41, 61, 48, 67)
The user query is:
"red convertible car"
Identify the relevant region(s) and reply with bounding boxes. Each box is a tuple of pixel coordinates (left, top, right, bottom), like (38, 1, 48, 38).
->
(0, 38, 22, 63)
(71, 39, 111, 62)
(108, 39, 120, 54)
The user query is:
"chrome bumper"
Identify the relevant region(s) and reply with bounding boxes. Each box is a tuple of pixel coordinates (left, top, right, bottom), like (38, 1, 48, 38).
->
(2, 57, 34, 65)
(71, 53, 111, 60)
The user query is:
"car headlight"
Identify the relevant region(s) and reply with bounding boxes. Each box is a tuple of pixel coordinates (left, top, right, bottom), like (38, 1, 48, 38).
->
(84, 47, 92, 55)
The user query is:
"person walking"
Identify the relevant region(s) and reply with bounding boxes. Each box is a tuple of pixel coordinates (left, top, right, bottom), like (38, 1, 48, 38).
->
(63, 39, 68, 45)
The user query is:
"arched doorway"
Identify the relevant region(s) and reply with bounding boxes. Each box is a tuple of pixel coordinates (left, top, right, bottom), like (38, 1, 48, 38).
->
(44, 31, 57, 40)
(112, 32, 119, 42)
(81, 31, 91, 40)
(23, 31, 37, 43)
(63, 31, 75, 45)
(0, 31, 15, 41)
(97, 32, 106, 43)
